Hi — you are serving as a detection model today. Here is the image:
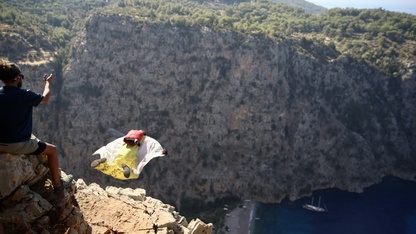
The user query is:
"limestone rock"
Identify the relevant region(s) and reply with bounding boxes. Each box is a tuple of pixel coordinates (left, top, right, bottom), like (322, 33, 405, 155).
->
(0, 153, 90, 234)
(0, 154, 212, 234)
(0, 154, 48, 199)
(75, 179, 213, 234)
(188, 219, 213, 234)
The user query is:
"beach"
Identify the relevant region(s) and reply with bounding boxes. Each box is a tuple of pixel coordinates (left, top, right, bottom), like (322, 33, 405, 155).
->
(223, 200, 255, 234)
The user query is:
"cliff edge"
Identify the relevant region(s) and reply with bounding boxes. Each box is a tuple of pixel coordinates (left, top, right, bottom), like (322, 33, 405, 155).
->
(0, 153, 212, 234)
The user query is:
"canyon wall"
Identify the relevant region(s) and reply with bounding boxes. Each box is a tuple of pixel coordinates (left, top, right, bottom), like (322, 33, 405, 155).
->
(27, 13, 415, 206)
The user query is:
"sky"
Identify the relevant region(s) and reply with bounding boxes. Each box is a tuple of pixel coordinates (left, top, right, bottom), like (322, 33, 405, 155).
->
(306, 0, 416, 15)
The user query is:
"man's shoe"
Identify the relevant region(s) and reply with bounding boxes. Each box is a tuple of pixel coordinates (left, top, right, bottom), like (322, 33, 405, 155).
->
(54, 174, 74, 194)
(91, 157, 106, 168)
(121, 163, 130, 178)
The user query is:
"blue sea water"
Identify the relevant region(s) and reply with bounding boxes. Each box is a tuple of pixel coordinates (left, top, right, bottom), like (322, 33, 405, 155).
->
(251, 177, 416, 234)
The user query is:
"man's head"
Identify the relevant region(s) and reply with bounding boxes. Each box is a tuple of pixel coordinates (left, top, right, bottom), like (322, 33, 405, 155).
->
(0, 59, 24, 87)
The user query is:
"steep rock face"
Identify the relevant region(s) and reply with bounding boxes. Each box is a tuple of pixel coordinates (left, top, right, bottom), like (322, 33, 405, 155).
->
(0, 153, 212, 233)
(32, 13, 415, 205)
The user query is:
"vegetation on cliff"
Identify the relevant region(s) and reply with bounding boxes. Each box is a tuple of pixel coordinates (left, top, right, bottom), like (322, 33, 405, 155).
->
(0, 0, 112, 61)
(1, 0, 415, 77)
(113, 0, 416, 77)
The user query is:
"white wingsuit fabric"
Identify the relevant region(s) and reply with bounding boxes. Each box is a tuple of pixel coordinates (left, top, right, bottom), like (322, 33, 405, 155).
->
(92, 136, 166, 180)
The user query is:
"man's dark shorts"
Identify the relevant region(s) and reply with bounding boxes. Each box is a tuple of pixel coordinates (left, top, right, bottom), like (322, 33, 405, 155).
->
(0, 135, 46, 155)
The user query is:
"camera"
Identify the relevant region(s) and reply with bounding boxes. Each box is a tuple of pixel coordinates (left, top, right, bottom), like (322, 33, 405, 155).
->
(44, 69, 54, 78)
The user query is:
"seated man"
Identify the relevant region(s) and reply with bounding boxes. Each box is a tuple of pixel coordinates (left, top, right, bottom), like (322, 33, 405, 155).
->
(0, 59, 73, 193)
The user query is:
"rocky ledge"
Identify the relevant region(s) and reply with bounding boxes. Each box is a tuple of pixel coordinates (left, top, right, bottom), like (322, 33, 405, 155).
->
(0, 153, 212, 234)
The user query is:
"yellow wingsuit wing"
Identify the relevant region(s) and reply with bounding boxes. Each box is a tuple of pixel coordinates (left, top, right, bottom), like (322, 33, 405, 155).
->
(92, 135, 167, 180)
(94, 143, 139, 180)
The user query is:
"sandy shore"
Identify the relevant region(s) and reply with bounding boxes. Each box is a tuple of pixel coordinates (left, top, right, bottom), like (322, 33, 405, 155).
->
(223, 200, 255, 234)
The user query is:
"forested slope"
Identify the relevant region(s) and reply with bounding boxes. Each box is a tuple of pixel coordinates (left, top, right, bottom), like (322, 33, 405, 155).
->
(1, 0, 415, 76)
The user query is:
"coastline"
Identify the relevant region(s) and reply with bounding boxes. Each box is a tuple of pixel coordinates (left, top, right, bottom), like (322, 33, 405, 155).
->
(223, 200, 256, 234)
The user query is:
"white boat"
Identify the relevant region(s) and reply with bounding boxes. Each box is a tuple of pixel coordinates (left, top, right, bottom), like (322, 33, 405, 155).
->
(303, 196, 327, 212)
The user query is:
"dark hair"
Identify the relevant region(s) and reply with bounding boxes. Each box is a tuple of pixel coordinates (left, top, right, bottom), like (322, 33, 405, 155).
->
(0, 59, 21, 81)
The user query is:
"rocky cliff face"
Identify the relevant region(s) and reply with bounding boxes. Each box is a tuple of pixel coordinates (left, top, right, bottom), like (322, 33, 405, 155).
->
(0, 153, 212, 233)
(28, 13, 416, 207)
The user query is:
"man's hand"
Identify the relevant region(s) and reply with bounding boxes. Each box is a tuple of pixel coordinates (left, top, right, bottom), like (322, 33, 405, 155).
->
(41, 73, 53, 104)
(43, 73, 54, 82)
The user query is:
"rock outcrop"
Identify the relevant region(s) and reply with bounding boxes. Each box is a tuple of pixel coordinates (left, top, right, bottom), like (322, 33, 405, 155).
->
(0, 153, 89, 234)
(0, 153, 212, 234)
(75, 180, 212, 234)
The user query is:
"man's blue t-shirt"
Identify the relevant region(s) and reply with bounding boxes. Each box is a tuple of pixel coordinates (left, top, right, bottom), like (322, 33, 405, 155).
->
(0, 86, 43, 143)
